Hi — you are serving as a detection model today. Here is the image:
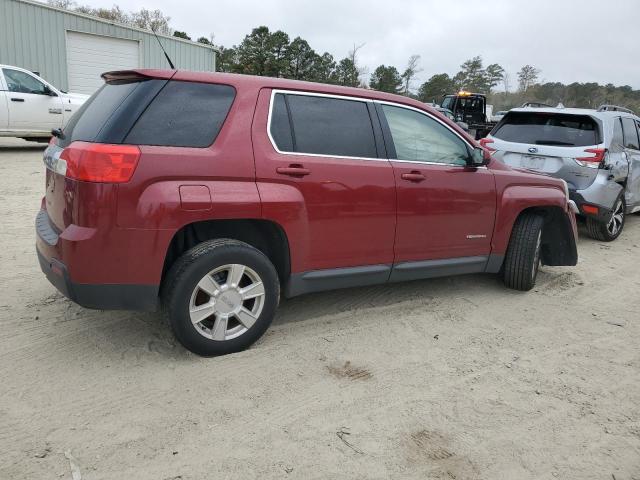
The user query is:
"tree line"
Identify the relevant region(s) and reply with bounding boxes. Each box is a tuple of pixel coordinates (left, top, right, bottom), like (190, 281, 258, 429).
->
(46, 1, 640, 113)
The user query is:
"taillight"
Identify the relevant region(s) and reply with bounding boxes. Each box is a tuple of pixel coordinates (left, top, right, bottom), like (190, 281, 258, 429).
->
(59, 142, 140, 183)
(479, 138, 496, 152)
(575, 148, 606, 168)
(582, 204, 599, 215)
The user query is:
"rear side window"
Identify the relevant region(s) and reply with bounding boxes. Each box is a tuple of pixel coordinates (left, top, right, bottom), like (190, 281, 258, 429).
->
(125, 82, 235, 147)
(493, 112, 600, 147)
(270, 92, 377, 158)
(621, 117, 640, 150)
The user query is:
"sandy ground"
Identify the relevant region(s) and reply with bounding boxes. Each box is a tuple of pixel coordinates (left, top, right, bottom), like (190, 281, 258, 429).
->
(0, 137, 639, 480)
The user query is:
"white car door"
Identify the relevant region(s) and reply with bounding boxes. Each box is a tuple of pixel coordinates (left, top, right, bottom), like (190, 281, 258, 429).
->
(2, 68, 64, 134)
(0, 93, 8, 132)
(0, 72, 8, 131)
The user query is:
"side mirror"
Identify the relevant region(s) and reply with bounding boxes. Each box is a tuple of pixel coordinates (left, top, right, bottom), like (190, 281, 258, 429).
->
(469, 146, 489, 167)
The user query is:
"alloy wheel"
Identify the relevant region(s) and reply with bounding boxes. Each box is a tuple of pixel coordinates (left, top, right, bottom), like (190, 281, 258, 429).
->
(531, 229, 542, 282)
(606, 199, 624, 236)
(189, 264, 265, 341)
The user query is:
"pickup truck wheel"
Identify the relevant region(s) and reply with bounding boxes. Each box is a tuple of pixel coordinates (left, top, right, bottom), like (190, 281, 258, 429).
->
(503, 213, 544, 291)
(163, 239, 280, 356)
(585, 196, 625, 242)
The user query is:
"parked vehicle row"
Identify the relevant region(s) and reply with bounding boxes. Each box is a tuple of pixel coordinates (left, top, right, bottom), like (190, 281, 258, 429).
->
(36, 70, 579, 356)
(482, 105, 640, 241)
(0, 64, 88, 142)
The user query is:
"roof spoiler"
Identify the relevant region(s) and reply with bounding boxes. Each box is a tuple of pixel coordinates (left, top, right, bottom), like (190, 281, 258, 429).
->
(101, 69, 176, 84)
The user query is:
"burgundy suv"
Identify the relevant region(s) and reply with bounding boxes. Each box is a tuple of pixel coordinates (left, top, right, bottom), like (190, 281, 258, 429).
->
(37, 70, 579, 356)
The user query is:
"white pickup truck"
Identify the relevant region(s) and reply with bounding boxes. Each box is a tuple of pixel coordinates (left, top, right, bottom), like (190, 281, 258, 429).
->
(0, 64, 88, 142)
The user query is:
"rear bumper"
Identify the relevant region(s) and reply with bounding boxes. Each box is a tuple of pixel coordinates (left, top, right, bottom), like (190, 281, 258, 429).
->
(37, 248, 158, 311)
(36, 207, 160, 311)
(570, 171, 623, 221)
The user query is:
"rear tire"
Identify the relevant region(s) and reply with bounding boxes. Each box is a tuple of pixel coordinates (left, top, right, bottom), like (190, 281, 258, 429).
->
(503, 213, 544, 291)
(163, 239, 280, 356)
(585, 195, 625, 242)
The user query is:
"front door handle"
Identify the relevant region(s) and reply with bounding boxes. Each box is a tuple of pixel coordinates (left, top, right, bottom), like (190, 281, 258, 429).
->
(276, 165, 311, 177)
(401, 171, 426, 182)
(11, 98, 25, 102)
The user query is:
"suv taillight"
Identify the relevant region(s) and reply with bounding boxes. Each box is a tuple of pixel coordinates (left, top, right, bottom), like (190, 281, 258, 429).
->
(60, 142, 140, 183)
(575, 148, 606, 168)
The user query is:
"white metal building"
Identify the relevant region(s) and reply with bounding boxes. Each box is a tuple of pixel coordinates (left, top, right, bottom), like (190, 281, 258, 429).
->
(0, 0, 217, 94)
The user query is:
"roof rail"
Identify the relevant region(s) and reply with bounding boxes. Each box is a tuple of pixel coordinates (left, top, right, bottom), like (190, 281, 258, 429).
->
(597, 105, 635, 114)
(521, 102, 553, 108)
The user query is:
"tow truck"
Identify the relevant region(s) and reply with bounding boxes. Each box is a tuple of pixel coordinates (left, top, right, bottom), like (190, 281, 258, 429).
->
(440, 91, 496, 139)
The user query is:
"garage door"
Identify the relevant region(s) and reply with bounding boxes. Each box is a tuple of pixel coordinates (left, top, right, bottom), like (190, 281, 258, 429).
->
(66, 31, 139, 94)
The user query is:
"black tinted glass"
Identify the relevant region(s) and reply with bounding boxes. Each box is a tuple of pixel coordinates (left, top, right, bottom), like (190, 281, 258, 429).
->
(493, 112, 599, 147)
(125, 81, 236, 147)
(621, 117, 640, 150)
(60, 80, 153, 147)
(270, 93, 294, 151)
(286, 94, 377, 158)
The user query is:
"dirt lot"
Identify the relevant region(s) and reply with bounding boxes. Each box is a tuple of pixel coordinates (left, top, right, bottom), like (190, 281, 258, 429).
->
(0, 137, 639, 480)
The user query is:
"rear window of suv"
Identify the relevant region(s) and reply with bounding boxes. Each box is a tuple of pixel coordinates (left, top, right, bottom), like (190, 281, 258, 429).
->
(493, 112, 600, 147)
(59, 79, 235, 148)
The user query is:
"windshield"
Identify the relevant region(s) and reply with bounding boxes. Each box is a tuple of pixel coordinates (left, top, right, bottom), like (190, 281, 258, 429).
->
(493, 112, 600, 146)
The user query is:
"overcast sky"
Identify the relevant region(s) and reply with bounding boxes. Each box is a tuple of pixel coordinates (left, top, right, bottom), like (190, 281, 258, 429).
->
(90, 0, 640, 89)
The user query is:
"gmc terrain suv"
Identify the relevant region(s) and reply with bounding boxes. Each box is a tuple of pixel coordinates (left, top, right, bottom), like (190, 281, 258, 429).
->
(483, 106, 640, 241)
(37, 70, 578, 356)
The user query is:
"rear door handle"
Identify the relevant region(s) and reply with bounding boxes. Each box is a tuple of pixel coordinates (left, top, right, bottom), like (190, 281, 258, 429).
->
(276, 165, 311, 177)
(11, 98, 25, 102)
(401, 171, 426, 182)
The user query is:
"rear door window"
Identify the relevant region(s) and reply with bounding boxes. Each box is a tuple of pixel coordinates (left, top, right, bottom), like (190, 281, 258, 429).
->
(269, 93, 294, 152)
(270, 92, 378, 158)
(493, 112, 600, 147)
(125, 81, 235, 147)
(621, 117, 640, 150)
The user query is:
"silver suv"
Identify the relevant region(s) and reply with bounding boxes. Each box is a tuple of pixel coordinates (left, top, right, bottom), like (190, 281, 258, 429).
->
(484, 105, 640, 241)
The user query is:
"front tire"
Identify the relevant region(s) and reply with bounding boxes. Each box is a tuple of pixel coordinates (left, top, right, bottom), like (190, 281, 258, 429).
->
(163, 239, 280, 356)
(585, 195, 625, 242)
(503, 213, 544, 291)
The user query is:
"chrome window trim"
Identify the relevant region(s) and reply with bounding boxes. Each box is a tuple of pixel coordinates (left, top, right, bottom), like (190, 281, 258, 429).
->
(266, 89, 384, 162)
(266, 88, 477, 167)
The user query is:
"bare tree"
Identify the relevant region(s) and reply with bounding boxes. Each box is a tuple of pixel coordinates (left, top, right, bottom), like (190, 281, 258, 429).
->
(347, 43, 367, 87)
(47, 0, 76, 8)
(502, 72, 511, 94)
(402, 54, 422, 96)
(517, 65, 540, 92)
(131, 8, 172, 35)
